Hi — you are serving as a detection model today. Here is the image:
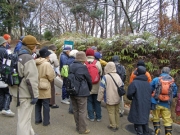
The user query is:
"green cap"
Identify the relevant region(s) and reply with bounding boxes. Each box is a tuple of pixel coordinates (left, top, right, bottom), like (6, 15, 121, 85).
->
(0, 36, 7, 46)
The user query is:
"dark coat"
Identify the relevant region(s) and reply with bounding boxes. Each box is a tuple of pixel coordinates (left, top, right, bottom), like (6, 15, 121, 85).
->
(69, 60, 92, 97)
(0, 45, 8, 65)
(66, 56, 75, 66)
(127, 74, 152, 124)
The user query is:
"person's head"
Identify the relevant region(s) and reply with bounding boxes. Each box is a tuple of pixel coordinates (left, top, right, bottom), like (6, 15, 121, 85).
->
(161, 67, 170, 74)
(94, 52, 101, 60)
(22, 35, 40, 53)
(39, 48, 51, 60)
(3, 34, 11, 44)
(48, 44, 57, 52)
(104, 62, 116, 74)
(86, 48, 94, 57)
(136, 66, 146, 76)
(63, 46, 71, 56)
(112, 55, 120, 63)
(137, 60, 145, 67)
(69, 49, 79, 58)
(75, 51, 87, 63)
(0, 36, 7, 47)
(91, 46, 97, 52)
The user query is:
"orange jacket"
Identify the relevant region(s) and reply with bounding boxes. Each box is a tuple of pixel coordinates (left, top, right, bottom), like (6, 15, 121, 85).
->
(129, 69, 152, 83)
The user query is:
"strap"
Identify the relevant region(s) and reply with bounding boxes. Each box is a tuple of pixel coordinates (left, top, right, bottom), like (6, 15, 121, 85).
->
(92, 60, 97, 64)
(108, 73, 119, 88)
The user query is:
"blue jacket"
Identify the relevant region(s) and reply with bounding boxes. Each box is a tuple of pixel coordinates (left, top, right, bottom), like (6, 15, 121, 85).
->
(150, 73, 177, 108)
(14, 41, 23, 53)
(60, 52, 69, 71)
(66, 56, 75, 66)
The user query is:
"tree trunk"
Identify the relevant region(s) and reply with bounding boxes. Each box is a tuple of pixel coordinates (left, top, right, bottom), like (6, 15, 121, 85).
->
(178, 0, 180, 24)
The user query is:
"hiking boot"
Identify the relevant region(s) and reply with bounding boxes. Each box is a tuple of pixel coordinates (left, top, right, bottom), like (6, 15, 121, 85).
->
(107, 126, 117, 132)
(87, 116, 94, 122)
(79, 129, 90, 134)
(51, 104, 59, 109)
(61, 99, 70, 105)
(2, 109, 15, 117)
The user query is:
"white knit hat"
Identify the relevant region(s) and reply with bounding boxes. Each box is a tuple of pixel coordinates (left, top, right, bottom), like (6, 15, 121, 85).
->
(69, 49, 79, 58)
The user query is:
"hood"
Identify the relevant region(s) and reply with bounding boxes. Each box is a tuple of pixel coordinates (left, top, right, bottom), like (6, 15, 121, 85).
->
(134, 74, 148, 81)
(104, 62, 116, 74)
(35, 57, 48, 65)
(19, 45, 32, 55)
(112, 55, 119, 62)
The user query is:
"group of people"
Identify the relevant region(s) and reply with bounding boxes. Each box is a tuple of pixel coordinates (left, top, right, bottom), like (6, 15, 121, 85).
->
(0, 34, 180, 135)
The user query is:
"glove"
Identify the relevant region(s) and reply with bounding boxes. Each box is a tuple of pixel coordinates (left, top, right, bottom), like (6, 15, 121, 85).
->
(30, 98, 38, 105)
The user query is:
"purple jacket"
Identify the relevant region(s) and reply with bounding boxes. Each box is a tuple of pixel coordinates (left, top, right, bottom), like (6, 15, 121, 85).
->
(175, 93, 180, 116)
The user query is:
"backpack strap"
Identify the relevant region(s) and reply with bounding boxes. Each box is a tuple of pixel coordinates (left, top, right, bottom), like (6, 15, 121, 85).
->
(92, 60, 97, 65)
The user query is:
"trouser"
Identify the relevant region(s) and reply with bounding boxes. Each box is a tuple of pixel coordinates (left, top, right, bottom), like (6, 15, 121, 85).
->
(87, 94, 101, 119)
(62, 78, 69, 100)
(69, 98, 73, 113)
(152, 105, 173, 126)
(0, 87, 11, 111)
(35, 99, 50, 125)
(50, 80, 55, 105)
(119, 96, 124, 114)
(71, 96, 87, 132)
(16, 98, 35, 135)
(106, 103, 120, 128)
(134, 124, 149, 135)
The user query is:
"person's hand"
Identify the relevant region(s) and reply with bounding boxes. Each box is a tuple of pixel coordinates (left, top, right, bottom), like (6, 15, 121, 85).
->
(30, 98, 38, 105)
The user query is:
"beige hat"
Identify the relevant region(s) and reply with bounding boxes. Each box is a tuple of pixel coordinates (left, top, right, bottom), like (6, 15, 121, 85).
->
(75, 51, 87, 62)
(69, 49, 79, 58)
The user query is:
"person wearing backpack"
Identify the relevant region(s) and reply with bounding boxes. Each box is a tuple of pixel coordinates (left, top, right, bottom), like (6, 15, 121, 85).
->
(66, 49, 79, 114)
(0, 36, 15, 117)
(127, 66, 152, 135)
(35, 48, 55, 126)
(14, 36, 24, 53)
(8, 35, 40, 135)
(112, 55, 126, 117)
(129, 60, 152, 83)
(150, 67, 177, 135)
(85, 48, 102, 122)
(97, 62, 123, 132)
(59, 46, 71, 104)
(68, 51, 92, 134)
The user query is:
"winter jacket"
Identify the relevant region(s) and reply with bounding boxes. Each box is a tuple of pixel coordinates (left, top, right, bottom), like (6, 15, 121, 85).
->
(35, 58, 55, 99)
(69, 61, 92, 97)
(14, 41, 23, 53)
(175, 93, 180, 116)
(0, 45, 8, 65)
(9, 46, 39, 99)
(150, 73, 177, 108)
(129, 69, 152, 83)
(60, 52, 69, 71)
(49, 49, 59, 68)
(86, 56, 102, 94)
(97, 62, 123, 105)
(66, 56, 75, 66)
(99, 59, 107, 66)
(0, 45, 9, 88)
(127, 75, 152, 124)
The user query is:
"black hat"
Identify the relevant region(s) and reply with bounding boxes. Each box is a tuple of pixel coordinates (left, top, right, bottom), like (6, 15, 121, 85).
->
(137, 66, 146, 75)
(137, 60, 145, 67)
(39, 48, 51, 58)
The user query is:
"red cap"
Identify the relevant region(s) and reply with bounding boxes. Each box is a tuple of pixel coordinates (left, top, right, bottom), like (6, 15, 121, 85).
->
(3, 34, 11, 40)
(86, 48, 94, 56)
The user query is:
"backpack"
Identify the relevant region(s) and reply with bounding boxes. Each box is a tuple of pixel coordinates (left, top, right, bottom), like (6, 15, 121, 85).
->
(115, 63, 126, 83)
(60, 65, 69, 77)
(65, 73, 78, 95)
(152, 75, 174, 102)
(0, 53, 21, 86)
(85, 60, 100, 84)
